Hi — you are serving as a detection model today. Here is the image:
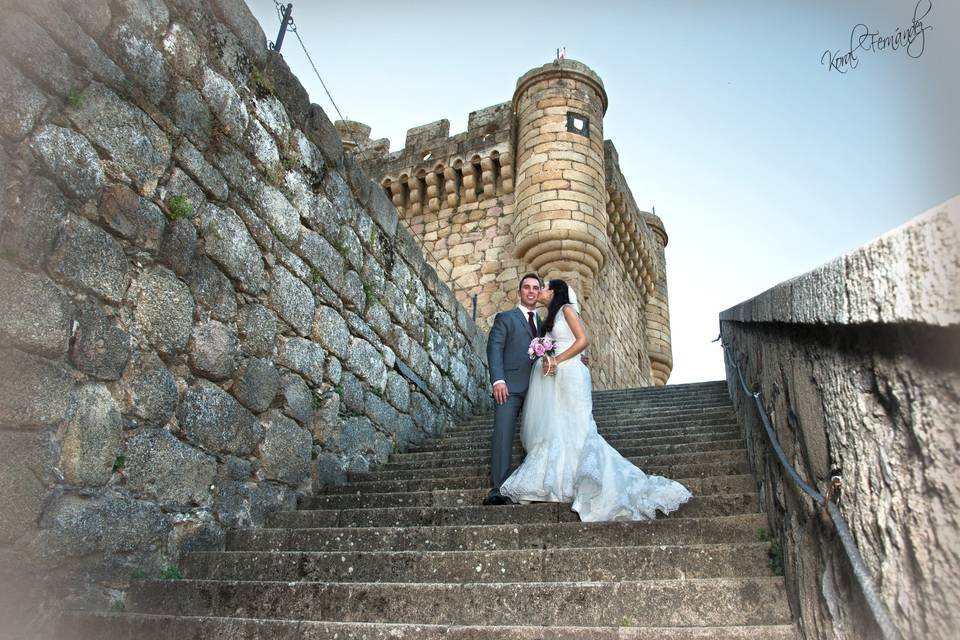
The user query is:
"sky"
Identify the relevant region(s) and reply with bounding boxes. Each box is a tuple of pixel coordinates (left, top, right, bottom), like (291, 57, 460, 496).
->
(247, 0, 959, 384)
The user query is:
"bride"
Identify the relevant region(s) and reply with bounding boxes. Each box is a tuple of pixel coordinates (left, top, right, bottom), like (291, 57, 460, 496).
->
(499, 278, 692, 521)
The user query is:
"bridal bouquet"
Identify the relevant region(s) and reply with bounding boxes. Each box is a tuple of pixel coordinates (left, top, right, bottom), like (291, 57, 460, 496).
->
(527, 336, 556, 360)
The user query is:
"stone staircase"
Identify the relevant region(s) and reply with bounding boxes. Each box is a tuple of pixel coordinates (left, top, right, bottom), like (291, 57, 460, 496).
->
(63, 380, 797, 638)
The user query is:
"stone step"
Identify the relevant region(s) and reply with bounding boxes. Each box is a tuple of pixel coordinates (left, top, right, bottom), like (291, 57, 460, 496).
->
(60, 612, 798, 639)
(123, 577, 791, 627)
(182, 542, 772, 583)
(307, 475, 756, 509)
(421, 422, 742, 452)
(442, 417, 740, 442)
(450, 408, 736, 432)
(227, 513, 770, 553)
(267, 494, 759, 529)
(384, 438, 745, 471)
(409, 427, 742, 455)
(349, 450, 750, 483)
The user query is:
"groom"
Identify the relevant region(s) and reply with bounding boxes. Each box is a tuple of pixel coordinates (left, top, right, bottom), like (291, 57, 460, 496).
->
(483, 272, 543, 506)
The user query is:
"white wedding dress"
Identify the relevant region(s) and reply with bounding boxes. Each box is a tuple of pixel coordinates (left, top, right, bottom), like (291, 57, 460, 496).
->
(499, 305, 692, 521)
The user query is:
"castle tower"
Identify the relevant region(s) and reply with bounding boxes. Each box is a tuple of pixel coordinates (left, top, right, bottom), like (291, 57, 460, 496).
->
(642, 211, 673, 384)
(511, 60, 609, 299)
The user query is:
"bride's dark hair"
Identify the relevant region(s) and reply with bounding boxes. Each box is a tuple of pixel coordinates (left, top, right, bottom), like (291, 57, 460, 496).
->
(541, 279, 571, 336)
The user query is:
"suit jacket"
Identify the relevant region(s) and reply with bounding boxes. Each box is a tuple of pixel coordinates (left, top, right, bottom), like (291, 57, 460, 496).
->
(487, 308, 540, 395)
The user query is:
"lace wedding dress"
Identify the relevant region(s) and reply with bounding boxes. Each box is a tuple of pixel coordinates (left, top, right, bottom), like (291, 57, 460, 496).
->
(499, 305, 692, 521)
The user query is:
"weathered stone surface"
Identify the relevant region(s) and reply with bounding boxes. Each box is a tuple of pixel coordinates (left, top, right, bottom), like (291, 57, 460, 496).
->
(197, 203, 268, 294)
(173, 81, 212, 149)
(340, 416, 392, 471)
(277, 336, 325, 385)
(211, 146, 259, 201)
(311, 305, 350, 360)
(325, 356, 342, 385)
(364, 390, 400, 434)
(60, 384, 123, 487)
(188, 256, 238, 322)
(160, 21, 205, 77)
(112, 23, 167, 103)
(60, 0, 112, 38)
(114, 0, 170, 36)
(385, 371, 411, 412)
(296, 229, 344, 289)
(173, 520, 224, 554)
(231, 357, 279, 413)
(29, 125, 105, 201)
(365, 300, 393, 341)
(133, 266, 194, 355)
(347, 337, 387, 392)
(254, 184, 300, 245)
(99, 185, 166, 251)
(279, 373, 313, 427)
(312, 450, 347, 488)
(340, 371, 364, 414)
(292, 128, 325, 180)
(69, 82, 171, 189)
(338, 225, 364, 272)
(0, 177, 66, 270)
(244, 118, 279, 165)
(163, 167, 206, 215)
(0, 58, 47, 140)
(0, 261, 72, 358)
(121, 364, 178, 428)
(213, 479, 294, 529)
(209, 0, 268, 67)
(159, 217, 198, 277)
(175, 141, 228, 200)
(188, 320, 239, 381)
(124, 429, 216, 506)
(258, 411, 311, 486)
(39, 492, 171, 565)
(178, 382, 261, 455)
(48, 216, 128, 303)
(70, 302, 132, 380)
(0, 348, 72, 427)
(410, 391, 439, 436)
(0, 12, 76, 96)
(205, 21, 251, 83)
(254, 96, 291, 140)
(270, 266, 314, 336)
(0, 430, 56, 545)
(341, 270, 366, 312)
(237, 303, 276, 357)
(201, 67, 248, 142)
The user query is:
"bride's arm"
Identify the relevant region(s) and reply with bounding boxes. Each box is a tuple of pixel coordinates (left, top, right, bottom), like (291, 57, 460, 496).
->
(549, 306, 590, 366)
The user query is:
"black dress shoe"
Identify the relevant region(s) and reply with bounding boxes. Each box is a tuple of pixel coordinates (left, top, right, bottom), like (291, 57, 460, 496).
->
(483, 493, 510, 506)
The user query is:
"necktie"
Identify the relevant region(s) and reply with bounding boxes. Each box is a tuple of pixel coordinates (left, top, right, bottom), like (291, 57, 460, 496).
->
(527, 311, 537, 337)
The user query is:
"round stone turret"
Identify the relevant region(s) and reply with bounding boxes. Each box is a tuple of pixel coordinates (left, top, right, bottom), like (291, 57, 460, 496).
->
(512, 60, 609, 299)
(641, 211, 672, 385)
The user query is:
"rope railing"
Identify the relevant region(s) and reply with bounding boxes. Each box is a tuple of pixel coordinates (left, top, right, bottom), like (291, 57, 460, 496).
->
(717, 337, 902, 640)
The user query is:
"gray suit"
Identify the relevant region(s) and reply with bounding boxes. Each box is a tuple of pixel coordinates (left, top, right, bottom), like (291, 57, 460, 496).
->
(486, 307, 539, 496)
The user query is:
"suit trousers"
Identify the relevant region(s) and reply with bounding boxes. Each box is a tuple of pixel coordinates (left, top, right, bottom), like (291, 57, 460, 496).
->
(490, 390, 525, 492)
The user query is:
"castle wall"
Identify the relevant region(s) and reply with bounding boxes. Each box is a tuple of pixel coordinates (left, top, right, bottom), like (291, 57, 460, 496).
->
(352, 63, 672, 389)
(0, 0, 491, 632)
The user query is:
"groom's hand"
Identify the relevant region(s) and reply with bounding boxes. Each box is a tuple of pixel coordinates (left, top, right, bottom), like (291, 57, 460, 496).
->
(493, 382, 509, 405)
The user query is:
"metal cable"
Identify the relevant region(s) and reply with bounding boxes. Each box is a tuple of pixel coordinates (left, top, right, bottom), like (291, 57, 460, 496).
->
(720, 339, 901, 640)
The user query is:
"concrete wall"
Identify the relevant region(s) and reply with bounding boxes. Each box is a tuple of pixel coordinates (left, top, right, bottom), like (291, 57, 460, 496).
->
(719, 197, 960, 640)
(0, 0, 491, 634)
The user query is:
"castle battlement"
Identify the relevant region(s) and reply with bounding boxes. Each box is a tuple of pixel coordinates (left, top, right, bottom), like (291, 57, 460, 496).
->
(337, 60, 675, 387)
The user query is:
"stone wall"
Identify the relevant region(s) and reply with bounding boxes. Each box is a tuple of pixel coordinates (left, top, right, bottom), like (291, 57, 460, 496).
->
(344, 61, 670, 389)
(0, 0, 491, 634)
(719, 197, 960, 640)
